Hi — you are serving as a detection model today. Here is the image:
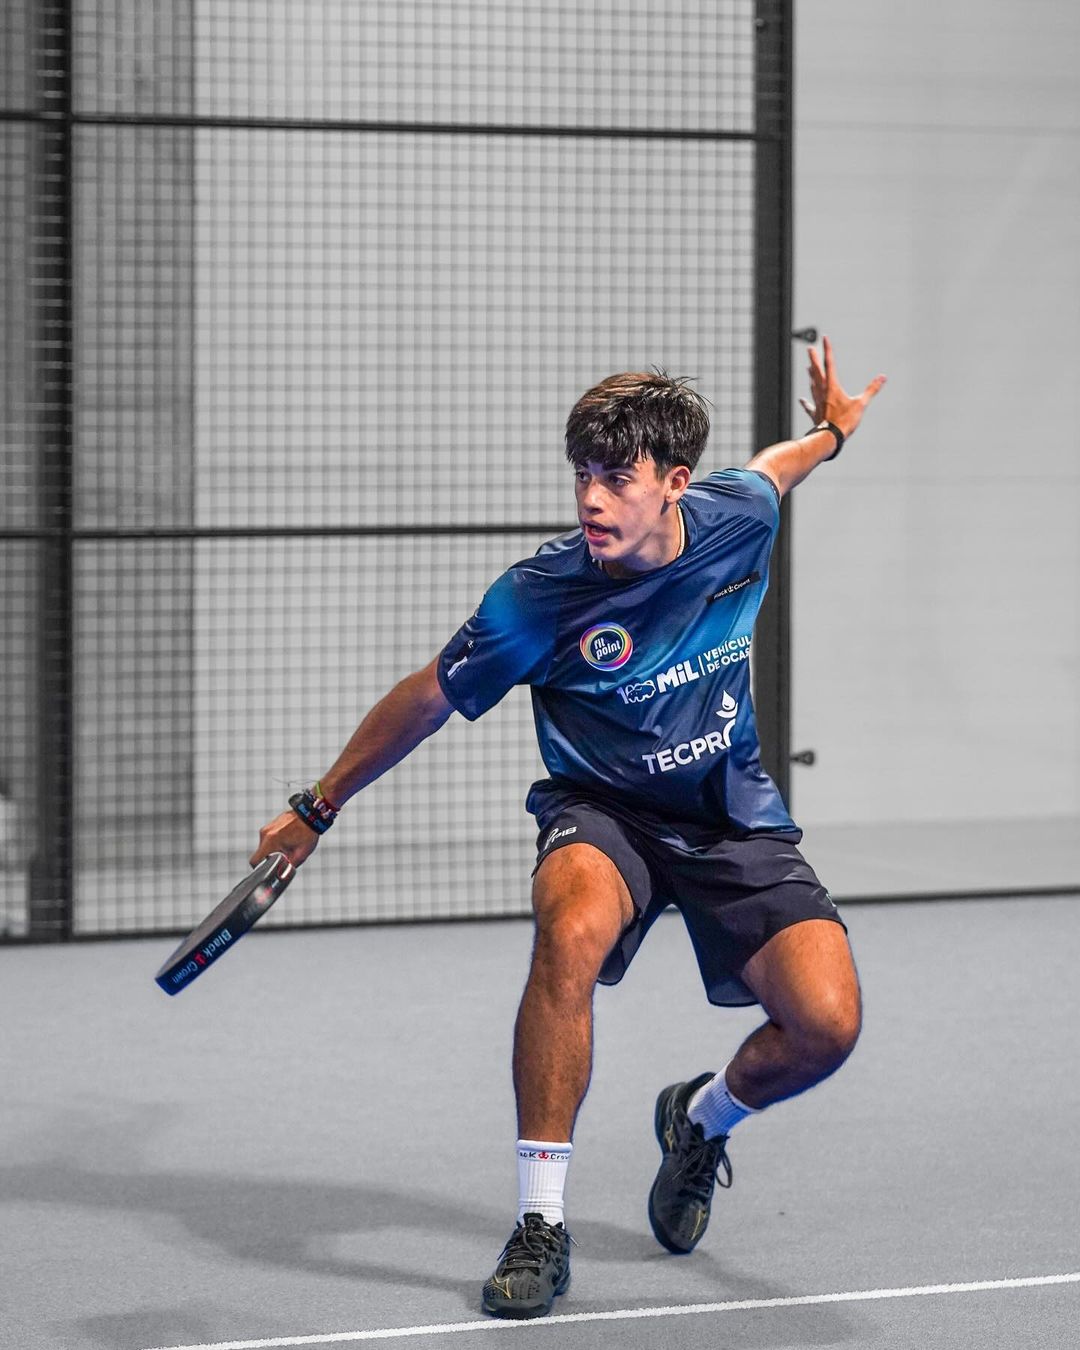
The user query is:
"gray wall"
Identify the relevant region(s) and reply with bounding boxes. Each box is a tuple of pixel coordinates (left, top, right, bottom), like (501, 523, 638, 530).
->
(791, 3, 1080, 858)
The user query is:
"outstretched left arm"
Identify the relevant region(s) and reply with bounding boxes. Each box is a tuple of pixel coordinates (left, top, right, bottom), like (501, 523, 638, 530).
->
(746, 336, 886, 498)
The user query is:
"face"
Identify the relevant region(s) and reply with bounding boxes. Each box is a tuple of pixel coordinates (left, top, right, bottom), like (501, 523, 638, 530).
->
(574, 455, 690, 577)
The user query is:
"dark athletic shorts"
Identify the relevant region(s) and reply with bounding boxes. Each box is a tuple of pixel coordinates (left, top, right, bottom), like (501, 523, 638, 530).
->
(533, 801, 845, 1007)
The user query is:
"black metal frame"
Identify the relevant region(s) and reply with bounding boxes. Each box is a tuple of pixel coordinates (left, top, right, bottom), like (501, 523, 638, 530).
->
(27, 1, 75, 937)
(4, 4, 796, 939)
(751, 0, 794, 806)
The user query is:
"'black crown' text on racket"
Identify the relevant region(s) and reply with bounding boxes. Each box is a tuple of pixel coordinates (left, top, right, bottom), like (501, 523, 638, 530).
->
(154, 852, 295, 995)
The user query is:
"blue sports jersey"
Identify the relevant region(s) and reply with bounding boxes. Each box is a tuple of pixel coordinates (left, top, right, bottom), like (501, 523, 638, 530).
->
(436, 468, 799, 848)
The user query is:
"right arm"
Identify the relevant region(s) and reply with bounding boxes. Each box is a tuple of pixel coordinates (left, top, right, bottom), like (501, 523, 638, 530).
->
(745, 336, 886, 497)
(249, 655, 453, 868)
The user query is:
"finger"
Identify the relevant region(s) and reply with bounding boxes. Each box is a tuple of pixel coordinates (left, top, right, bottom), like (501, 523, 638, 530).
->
(861, 373, 887, 402)
(280, 841, 313, 870)
(807, 346, 823, 382)
(807, 362, 825, 404)
(822, 334, 834, 385)
(800, 397, 821, 422)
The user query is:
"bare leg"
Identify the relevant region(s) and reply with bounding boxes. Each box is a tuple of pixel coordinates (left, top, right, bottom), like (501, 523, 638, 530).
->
(724, 918, 862, 1110)
(513, 844, 635, 1140)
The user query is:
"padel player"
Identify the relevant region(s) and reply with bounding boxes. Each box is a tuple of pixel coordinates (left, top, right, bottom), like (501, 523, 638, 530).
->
(252, 337, 886, 1319)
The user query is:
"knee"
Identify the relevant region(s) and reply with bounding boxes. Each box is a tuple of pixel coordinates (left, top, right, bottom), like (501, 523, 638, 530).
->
(530, 844, 632, 980)
(792, 990, 862, 1076)
(532, 901, 618, 979)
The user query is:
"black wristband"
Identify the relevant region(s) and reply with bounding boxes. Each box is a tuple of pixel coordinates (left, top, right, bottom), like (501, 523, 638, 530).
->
(811, 420, 845, 460)
(289, 788, 338, 835)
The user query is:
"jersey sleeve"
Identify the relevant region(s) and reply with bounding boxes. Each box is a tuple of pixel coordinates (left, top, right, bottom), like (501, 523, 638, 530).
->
(436, 566, 553, 721)
(697, 467, 781, 529)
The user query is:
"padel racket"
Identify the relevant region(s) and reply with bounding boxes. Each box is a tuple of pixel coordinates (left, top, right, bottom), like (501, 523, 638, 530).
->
(154, 852, 295, 995)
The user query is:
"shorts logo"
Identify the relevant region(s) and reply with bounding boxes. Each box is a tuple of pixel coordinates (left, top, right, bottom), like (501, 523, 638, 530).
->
(579, 623, 633, 671)
(544, 825, 578, 850)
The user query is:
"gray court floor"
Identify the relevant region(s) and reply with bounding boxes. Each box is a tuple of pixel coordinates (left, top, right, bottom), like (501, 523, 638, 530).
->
(1, 895, 1078, 1350)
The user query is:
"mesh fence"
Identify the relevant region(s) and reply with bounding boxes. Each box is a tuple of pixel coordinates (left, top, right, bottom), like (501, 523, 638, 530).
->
(2, 0, 777, 939)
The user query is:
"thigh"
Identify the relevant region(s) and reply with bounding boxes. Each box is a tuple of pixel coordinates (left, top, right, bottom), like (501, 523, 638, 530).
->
(530, 803, 656, 983)
(739, 917, 861, 1033)
(673, 835, 845, 1006)
(533, 842, 635, 941)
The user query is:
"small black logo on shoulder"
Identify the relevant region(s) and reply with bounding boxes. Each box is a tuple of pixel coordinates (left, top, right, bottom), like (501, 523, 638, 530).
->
(707, 571, 761, 604)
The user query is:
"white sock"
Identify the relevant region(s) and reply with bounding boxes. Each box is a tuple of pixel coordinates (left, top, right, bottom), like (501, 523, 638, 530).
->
(687, 1065, 759, 1139)
(517, 1139, 572, 1226)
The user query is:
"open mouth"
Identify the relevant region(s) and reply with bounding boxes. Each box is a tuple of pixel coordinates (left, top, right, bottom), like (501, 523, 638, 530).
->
(582, 522, 613, 542)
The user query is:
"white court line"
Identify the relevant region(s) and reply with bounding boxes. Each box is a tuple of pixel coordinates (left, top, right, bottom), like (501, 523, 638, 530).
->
(141, 1271, 1080, 1350)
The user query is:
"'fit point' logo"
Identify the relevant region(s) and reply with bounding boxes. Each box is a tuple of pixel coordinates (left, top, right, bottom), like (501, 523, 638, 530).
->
(579, 623, 633, 671)
(641, 693, 739, 774)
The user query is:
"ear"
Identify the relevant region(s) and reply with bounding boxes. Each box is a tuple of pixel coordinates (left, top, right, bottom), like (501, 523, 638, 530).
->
(666, 465, 691, 500)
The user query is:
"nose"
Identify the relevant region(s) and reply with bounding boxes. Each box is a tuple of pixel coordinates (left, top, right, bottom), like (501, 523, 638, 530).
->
(579, 478, 603, 512)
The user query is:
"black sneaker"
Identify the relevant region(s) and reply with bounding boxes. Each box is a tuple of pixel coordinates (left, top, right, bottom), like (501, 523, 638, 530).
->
(647, 1072, 734, 1254)
(481, 1212, 573, 1319)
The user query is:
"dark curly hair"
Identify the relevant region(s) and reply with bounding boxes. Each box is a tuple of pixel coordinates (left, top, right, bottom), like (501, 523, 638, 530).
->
(565, 369, 710, 476)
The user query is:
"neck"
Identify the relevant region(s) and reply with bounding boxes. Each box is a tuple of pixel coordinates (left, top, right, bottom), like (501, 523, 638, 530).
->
(600, 504, 685, 579)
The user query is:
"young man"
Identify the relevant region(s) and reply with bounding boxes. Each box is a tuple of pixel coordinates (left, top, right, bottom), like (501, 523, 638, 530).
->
(251, 337, 886, 1319)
